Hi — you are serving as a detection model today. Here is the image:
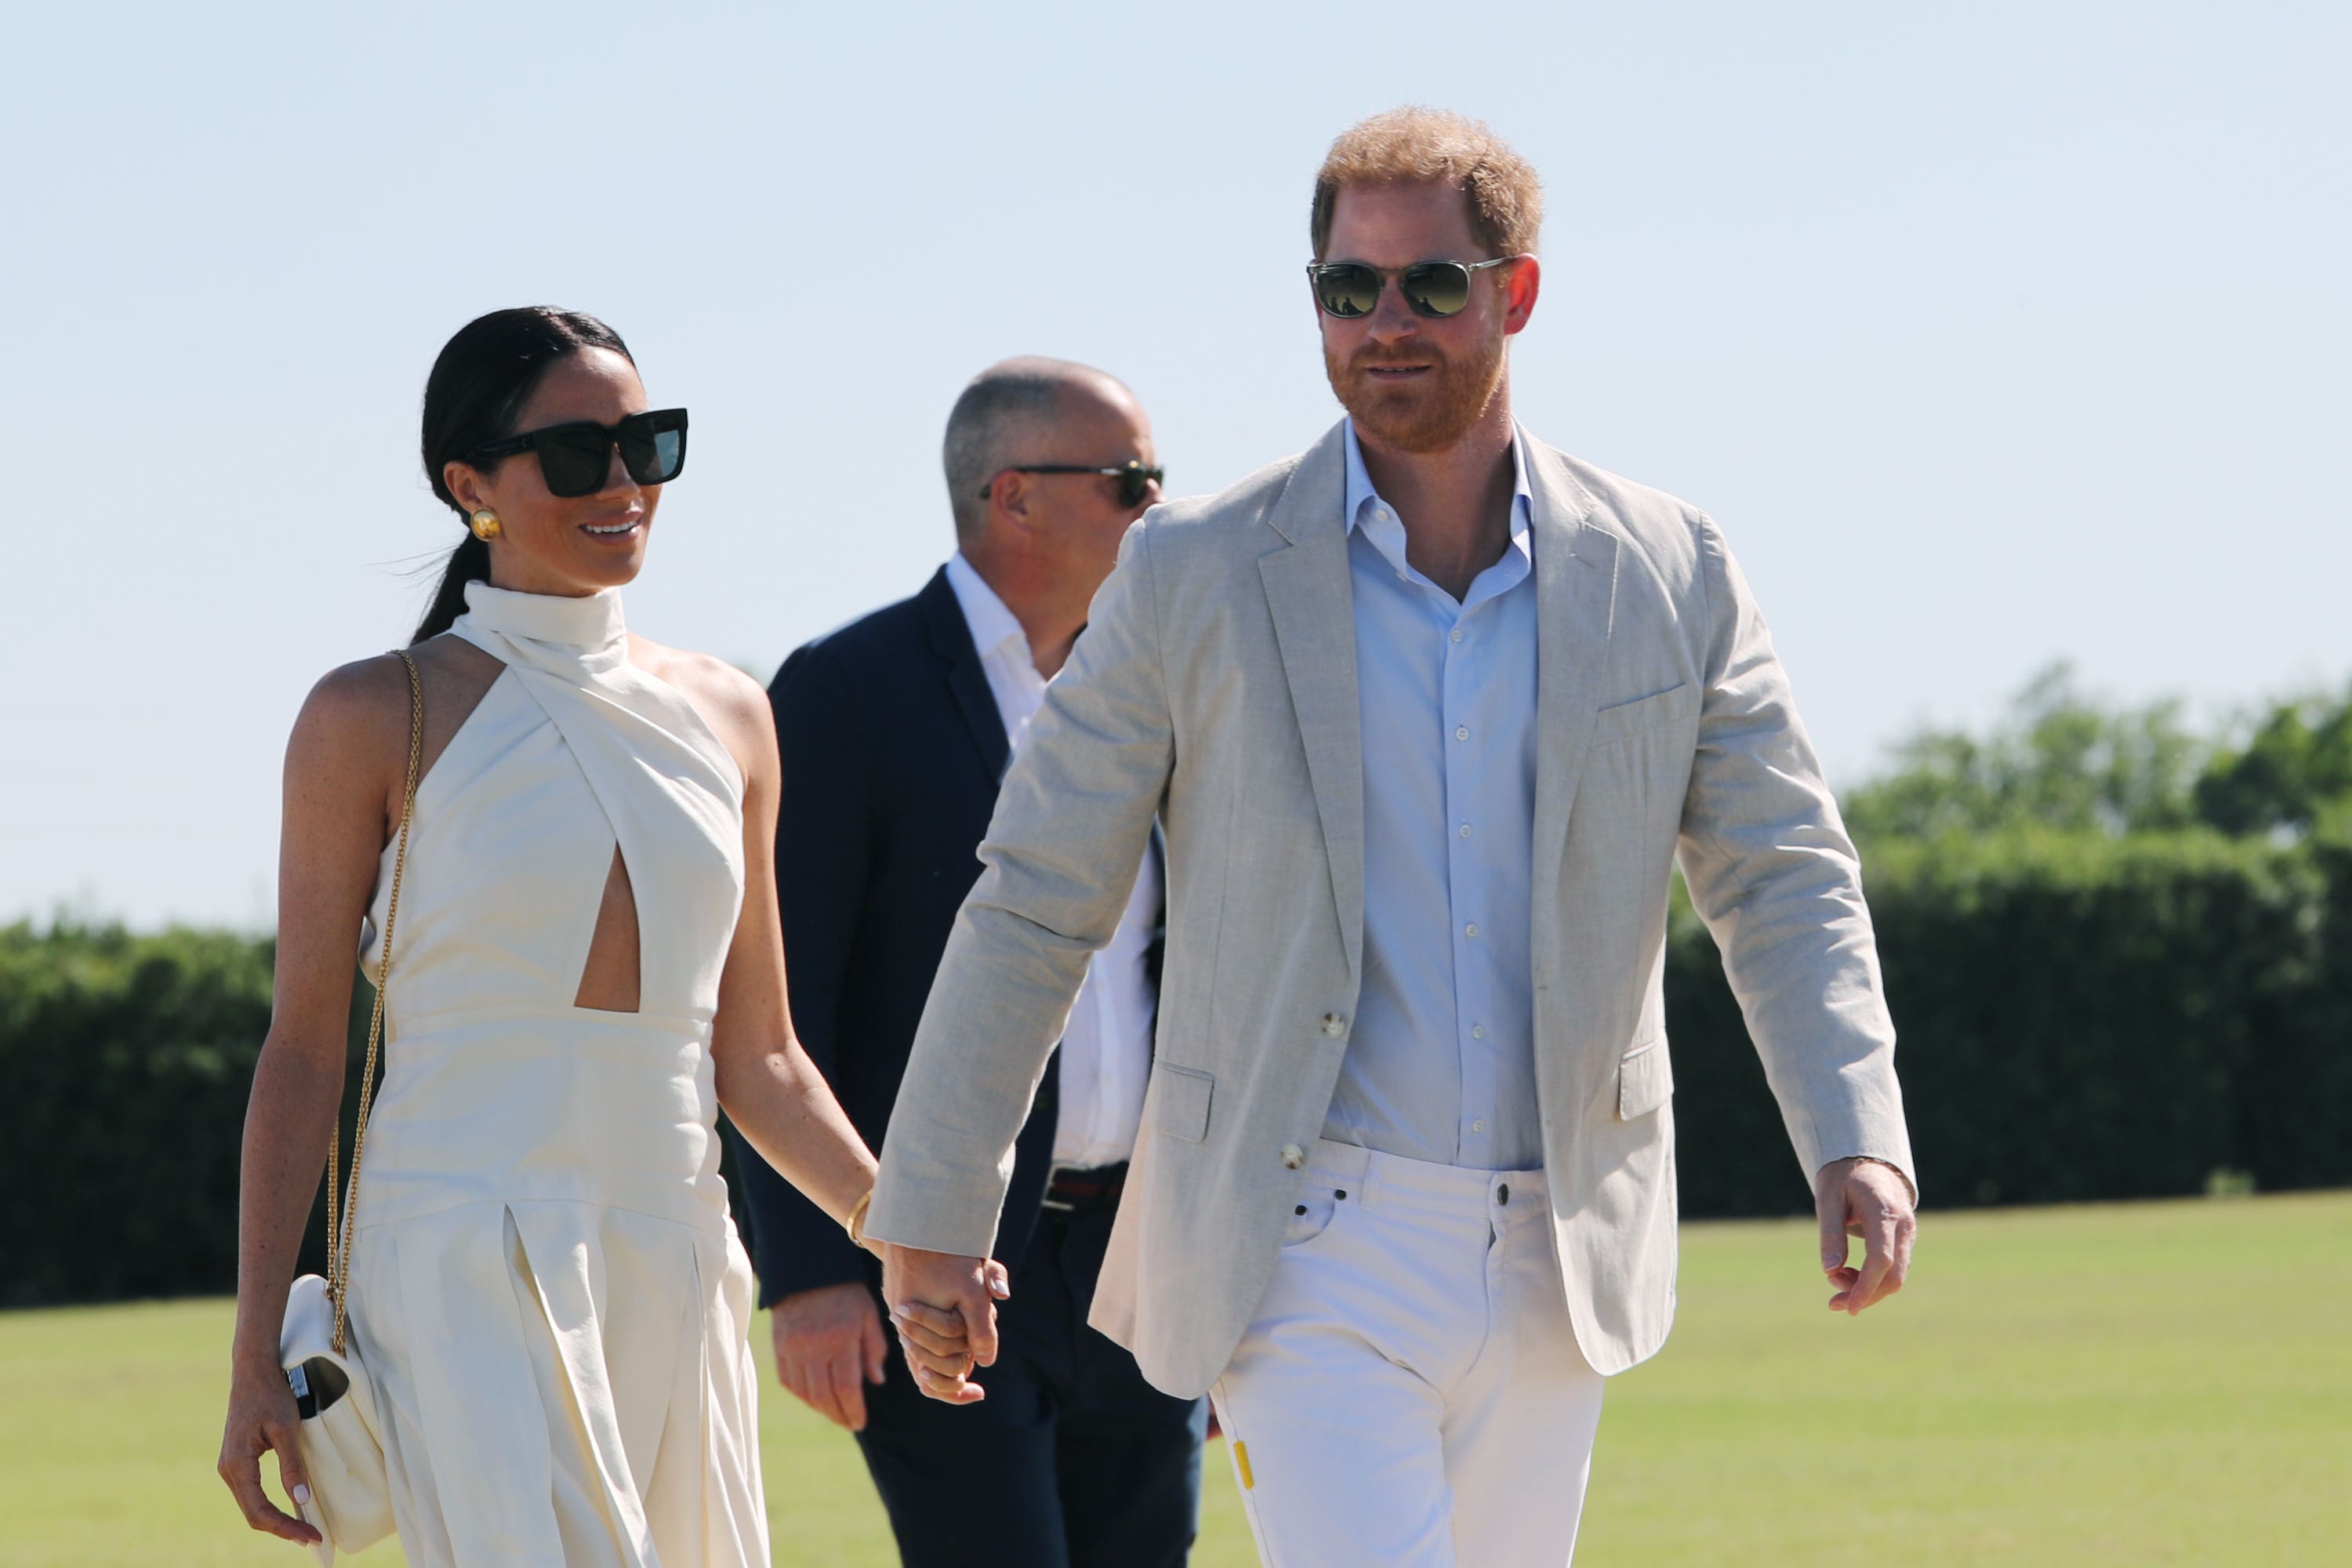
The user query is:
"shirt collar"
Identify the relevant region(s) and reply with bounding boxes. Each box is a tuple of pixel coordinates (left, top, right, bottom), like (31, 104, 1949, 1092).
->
(1341, 419, 1535, 584)
(944, 552, 1034, 670)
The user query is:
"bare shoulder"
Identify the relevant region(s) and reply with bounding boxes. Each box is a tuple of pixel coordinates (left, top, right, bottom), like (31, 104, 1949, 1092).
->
(283, 654, 415, 827)
(296, 652, 414, 752)
(633, 638, 776, 770)
(291, 637, 508, 808)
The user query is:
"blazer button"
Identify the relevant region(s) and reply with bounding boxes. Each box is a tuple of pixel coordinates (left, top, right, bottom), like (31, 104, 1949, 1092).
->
(1320, 1013, 1348, 1040)
(1279, 1144, 1306, 1170)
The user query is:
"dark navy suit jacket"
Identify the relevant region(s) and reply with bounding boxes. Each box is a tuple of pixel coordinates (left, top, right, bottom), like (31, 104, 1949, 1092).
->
(731, 567, 1061, 1306)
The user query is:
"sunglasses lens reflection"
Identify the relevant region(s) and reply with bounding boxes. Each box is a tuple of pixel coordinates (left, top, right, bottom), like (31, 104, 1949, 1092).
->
(649, 427, 683, 480)
(615, 422, 681, 487)
(1402, 263, 1472, 318)
(1314, 265, 1381, 318)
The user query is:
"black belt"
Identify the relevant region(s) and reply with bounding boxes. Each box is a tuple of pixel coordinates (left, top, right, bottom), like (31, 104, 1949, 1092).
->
(1042, 1161, 1129, 1214)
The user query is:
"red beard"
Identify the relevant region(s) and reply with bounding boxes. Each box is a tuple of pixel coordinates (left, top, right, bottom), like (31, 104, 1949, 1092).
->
(1323, 324, 1508, 454)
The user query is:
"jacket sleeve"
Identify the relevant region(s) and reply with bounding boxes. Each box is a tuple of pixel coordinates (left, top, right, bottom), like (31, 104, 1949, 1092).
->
(867, 520, 1175, 1255)
(1673, 511, 1917, 1200)
(731, 640, 876, 1305)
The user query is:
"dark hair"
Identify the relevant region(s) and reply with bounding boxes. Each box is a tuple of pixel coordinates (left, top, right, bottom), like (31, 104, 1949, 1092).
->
(411, 307, 634, 644)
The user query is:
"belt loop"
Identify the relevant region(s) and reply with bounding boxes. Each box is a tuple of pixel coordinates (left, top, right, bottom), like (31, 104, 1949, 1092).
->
(1356, 1150, 1385, 1211)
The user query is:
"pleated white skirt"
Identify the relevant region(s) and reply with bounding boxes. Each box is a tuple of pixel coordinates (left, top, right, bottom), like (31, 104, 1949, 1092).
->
(349, 1199, 767, 1568)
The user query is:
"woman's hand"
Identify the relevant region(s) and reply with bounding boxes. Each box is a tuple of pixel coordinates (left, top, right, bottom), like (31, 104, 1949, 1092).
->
(218, 1359, 321, 1548)
(883, 1249, 1014, 1403)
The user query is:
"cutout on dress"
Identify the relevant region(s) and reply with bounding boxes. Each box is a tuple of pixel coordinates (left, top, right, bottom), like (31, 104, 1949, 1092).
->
(572, 846, 642, 1013)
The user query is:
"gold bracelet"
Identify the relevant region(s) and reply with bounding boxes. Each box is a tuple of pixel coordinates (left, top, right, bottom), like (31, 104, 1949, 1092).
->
(844, 1188, 875, 1249)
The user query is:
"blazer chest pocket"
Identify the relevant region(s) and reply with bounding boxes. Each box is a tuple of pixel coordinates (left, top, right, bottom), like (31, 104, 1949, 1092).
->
(1591, 681, 1694, 747)
(1147, 1063, 1214, 1144)
(1617, 1038, 1675, 1120)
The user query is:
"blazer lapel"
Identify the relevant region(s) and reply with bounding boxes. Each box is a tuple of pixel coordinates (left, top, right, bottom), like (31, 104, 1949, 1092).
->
(1258, 423, 1365, 982)
(1526, 436, 1617, 880)
(918, 568, 1012, 781)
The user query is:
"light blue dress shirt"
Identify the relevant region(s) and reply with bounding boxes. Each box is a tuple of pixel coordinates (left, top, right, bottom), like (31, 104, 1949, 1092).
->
(1321, 421, 1545, 1171)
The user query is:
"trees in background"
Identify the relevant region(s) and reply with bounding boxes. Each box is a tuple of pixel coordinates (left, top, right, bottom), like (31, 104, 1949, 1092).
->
(1841, 662, 2352, 843)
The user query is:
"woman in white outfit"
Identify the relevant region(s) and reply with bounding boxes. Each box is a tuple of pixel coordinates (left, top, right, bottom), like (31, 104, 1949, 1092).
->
(220, 307, 979, 1564)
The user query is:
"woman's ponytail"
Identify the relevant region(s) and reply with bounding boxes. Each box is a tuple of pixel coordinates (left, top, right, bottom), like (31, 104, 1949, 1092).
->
(411, 532, 495, 644)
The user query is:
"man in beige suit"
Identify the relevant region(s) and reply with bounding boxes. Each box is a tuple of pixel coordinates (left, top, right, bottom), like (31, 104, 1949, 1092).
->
(869, 107, 1918, 1566)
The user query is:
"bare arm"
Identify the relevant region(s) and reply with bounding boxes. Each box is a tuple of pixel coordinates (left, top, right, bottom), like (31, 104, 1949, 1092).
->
(218, 656, 412, 1548)
(647, 647, 999, 1401)
(691, 659, 880, 1229)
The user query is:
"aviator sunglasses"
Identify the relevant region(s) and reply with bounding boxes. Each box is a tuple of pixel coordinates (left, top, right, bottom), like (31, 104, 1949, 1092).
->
(981, 458, 1165, 509)
(466, 408, 689, 497)
(1307, 256, 1523, 320)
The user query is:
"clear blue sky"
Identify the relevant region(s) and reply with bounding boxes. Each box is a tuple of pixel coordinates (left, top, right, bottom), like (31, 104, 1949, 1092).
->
(3, 2, 2345, 927)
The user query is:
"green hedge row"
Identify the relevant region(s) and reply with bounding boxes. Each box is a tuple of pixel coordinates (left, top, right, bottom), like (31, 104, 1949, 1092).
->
(0, 926, 369, 1308)
(5, 829, 2347, 1303)
(1668, 829, 2352, 1215)
(0, 923, 752, 1309)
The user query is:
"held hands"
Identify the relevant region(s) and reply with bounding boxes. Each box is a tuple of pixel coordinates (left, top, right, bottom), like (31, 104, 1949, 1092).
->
(218, 1359, 322, 1548)
(771, 1282, 890, 1431)
(1814, 1155, 1918, 1316)
(880, 1243, 1013, 1404)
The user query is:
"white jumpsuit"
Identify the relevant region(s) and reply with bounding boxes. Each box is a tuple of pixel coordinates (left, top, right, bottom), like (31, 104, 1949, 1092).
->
(347, 579, 767, 1567)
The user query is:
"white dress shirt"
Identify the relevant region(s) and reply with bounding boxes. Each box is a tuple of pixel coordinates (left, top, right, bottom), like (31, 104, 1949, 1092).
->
(945, 552, 1162, 1170)
(1322, 422, 1544, 1171)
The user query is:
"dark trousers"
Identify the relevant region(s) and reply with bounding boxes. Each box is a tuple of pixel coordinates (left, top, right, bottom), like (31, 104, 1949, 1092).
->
(855, 1201, 1207, 1568)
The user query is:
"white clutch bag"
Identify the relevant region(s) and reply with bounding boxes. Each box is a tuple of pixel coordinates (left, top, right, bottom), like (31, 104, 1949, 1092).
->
(274, 648, 421, 1563)
(279, 1272, 396, 1562)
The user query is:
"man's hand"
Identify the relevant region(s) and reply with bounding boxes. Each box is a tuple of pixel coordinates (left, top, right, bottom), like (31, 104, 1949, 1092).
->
(770, 1282, 889, 1432)
(1815, 1156, 1917, 1316)
(880, 1243, 1011, 1405)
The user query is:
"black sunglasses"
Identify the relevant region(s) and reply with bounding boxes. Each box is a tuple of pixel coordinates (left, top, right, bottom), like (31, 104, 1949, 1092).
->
(466, 408, 689, 498)
(1306, 256, 1522, 320)
(982, 459, 1165, 509)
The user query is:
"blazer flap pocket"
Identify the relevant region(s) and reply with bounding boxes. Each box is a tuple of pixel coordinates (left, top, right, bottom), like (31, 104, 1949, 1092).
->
(1592, 681, 1694, 745)
(1148, 1063, 1214, 1144)
(1617, 1038, 1674, 1120)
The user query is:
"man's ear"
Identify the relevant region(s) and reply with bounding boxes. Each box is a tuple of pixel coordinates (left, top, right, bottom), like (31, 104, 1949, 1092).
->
(990, 469, 1035, 535)
(1501, 255, 1541, 336)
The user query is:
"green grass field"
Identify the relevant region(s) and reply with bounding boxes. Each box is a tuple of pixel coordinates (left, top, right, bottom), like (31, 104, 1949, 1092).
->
(5, 1191, 2345, 1566)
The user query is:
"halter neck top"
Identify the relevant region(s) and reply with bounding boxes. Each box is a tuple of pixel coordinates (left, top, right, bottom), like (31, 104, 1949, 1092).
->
(357, 579, 748, 1232)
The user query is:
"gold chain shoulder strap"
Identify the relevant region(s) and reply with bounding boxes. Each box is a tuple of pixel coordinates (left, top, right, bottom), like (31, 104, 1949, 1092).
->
(325, 649, 424, 1356)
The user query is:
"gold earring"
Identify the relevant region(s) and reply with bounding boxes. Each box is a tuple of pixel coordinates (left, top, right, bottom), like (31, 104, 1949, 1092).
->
(469, 508, 502, 542)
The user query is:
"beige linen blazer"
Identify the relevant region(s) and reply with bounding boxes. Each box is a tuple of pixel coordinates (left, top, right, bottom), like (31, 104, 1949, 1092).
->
(868, 419, 1913, 1399)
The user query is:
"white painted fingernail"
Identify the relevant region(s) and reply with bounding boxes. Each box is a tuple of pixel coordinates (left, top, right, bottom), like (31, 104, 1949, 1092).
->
(292, 1483, 312, 1506)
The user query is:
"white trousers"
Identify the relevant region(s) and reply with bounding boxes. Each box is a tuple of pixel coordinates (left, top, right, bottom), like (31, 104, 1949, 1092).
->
(1210, 1139, 1606, 1568)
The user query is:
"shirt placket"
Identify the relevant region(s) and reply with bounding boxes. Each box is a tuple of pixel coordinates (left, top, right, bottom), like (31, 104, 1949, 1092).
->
(1442, 595, 1497, 1161)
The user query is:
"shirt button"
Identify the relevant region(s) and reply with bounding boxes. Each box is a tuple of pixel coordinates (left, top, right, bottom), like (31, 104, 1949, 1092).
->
(1472, 1118, 1486, 1133)
(1450, 629, 1464, 644)
(1459, 823, 1472, 838)
(1465, 923, 1479, 938)
(1320, 1012, 1348, 1039)
(1472, 1025, 1485, 1040)
(1455, 725, 1470, 741)
(1279, 1144, 1306, 1170)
